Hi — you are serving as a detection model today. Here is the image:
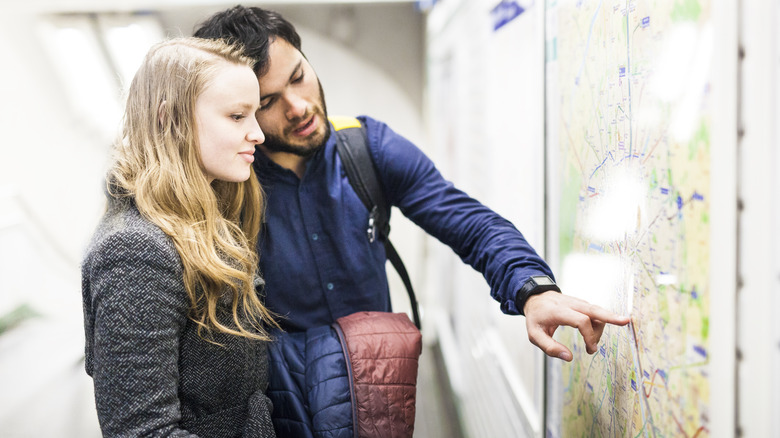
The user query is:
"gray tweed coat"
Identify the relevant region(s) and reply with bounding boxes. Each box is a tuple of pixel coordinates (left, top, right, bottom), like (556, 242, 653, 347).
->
(82, 197, 275, 437)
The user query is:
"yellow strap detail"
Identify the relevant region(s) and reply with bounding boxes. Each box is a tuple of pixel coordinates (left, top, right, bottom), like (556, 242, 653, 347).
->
(328, 116, 361, 131)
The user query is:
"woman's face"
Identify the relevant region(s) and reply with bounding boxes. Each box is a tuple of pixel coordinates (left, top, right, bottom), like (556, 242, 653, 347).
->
(195, 63, 264, 183)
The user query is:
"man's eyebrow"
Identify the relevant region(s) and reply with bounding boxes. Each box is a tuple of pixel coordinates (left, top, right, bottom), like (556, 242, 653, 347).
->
(288, 60, 303, 82)
(260, 60, 303, 101)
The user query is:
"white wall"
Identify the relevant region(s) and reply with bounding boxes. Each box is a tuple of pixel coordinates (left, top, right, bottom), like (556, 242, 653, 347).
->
(424, 0, 547, 436)
(0, 7, 109, 436)
(738, 1, 780, 436)
(0, 11, 111, 266)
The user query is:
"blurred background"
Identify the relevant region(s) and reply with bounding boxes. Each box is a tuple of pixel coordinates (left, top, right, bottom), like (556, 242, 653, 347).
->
(0, 1, 778, 437)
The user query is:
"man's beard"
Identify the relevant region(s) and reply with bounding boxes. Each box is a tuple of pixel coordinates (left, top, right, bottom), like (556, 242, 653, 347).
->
(262, 126, 331, 158)
(261, 82, 330, 158)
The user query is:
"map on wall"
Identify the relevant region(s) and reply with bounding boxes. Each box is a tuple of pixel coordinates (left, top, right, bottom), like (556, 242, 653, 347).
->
(545, 1, 712, 437)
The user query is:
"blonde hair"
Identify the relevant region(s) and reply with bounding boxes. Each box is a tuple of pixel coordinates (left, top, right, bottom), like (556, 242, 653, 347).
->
(108, 37, 277, 341)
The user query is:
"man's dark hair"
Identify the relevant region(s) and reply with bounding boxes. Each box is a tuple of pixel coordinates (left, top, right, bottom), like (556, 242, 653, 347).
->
(193, 5, 302, 75)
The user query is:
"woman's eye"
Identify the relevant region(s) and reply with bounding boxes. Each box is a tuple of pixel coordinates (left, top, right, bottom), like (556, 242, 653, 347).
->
(231, 114, 245, 121)
(292, 71, 304, 83)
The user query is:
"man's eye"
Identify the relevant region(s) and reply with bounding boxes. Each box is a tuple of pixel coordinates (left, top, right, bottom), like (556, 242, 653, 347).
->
(292, 71, 304, 83)
(260, 98, 275, 110)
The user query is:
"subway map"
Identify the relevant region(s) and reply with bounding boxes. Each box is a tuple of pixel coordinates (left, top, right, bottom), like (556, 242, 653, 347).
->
(546, 0, 711, 437)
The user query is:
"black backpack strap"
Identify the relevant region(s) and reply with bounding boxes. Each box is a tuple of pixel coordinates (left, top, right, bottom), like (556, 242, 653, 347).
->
(331, 116, 421, 330)
(381, 240, 421, 330)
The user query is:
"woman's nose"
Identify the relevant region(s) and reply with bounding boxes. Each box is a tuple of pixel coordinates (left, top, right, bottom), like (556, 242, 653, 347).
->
(248, 118, 265, 144)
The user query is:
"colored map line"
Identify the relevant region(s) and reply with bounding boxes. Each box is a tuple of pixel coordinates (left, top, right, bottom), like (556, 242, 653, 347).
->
(640, 125, 669, 165)
(633, 413, 649, 438)
(630, 187, 705, 264)
(574, 0, 603, 93)
(642, 368, 667, 398)
(629, 319, 656, 438)
(628, 246, 710, 437)
(642, 359, 709, 399)
(589, 155, 611, 179)
(665, 192, 706, 221)
(564, 339, 622, 424)
(624, 3, 634, 161)
(562, 115, 586, 173)
(672, 416, 709, 438)
(640, 120, 670, 165)
(631, 318, 709, 438)
(571, 341, 631, 436)
(630, 16, 650, 162)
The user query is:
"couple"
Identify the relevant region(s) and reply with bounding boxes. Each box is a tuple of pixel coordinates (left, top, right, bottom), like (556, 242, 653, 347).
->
(81, 5, 629, 437)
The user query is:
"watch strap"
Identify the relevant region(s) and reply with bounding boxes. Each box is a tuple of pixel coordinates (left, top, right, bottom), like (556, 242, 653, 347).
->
(516, 275, 561, 315)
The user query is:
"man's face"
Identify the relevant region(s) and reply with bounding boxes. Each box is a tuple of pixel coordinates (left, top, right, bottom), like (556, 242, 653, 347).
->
(256, 38, 329, 157)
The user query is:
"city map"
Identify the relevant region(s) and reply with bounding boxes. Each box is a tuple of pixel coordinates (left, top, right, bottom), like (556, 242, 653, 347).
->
(546, 0, 711, 436)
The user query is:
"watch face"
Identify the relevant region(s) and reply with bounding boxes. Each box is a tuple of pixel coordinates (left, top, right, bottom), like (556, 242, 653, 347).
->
(532, 275, 554, 286)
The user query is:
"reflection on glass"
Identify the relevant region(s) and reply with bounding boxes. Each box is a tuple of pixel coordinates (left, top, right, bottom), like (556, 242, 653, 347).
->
(580, 165, 647, 242)
(559, 252, 633, 316)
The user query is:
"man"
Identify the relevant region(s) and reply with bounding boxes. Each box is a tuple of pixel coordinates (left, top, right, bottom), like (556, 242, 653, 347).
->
(194, 5, 628, 362)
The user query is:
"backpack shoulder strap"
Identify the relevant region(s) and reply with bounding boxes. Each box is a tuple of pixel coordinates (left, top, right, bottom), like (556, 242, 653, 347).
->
(330, 116, 421, 330)
(331, 116, 389, 241)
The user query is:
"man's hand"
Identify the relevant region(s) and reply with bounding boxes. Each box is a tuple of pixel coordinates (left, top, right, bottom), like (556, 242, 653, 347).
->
(523, 290, 630, 361)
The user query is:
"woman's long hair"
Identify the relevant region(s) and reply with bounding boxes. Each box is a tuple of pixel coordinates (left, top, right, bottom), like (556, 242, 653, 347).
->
(108, 37, 277, 341)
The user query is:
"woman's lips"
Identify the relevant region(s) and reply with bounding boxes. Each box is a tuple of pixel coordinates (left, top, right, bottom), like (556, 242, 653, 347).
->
(238, 150, 255, 163)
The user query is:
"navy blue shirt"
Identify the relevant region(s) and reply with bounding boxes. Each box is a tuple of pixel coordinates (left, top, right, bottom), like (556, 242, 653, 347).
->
(253, 116, 554, 331)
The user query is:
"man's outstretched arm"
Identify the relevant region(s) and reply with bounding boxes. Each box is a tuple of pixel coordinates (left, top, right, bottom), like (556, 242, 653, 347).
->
(523, 291, 630, 361)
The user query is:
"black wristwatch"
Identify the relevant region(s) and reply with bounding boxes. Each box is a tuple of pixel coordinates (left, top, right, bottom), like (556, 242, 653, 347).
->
(516, 275, 561, 314)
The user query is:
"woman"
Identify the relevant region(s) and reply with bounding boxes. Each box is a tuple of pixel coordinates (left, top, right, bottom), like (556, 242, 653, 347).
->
(82, 37, 277, 437)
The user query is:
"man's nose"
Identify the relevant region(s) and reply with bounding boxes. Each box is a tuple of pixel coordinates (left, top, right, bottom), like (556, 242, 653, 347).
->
(284, 93, 307, 120)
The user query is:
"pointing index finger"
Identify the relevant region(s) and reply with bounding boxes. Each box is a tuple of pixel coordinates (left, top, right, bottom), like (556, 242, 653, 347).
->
(572, 301, 630, 326)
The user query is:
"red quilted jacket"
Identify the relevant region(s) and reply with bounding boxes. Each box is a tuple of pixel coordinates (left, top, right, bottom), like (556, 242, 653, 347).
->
(335, 311, 423, 438)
